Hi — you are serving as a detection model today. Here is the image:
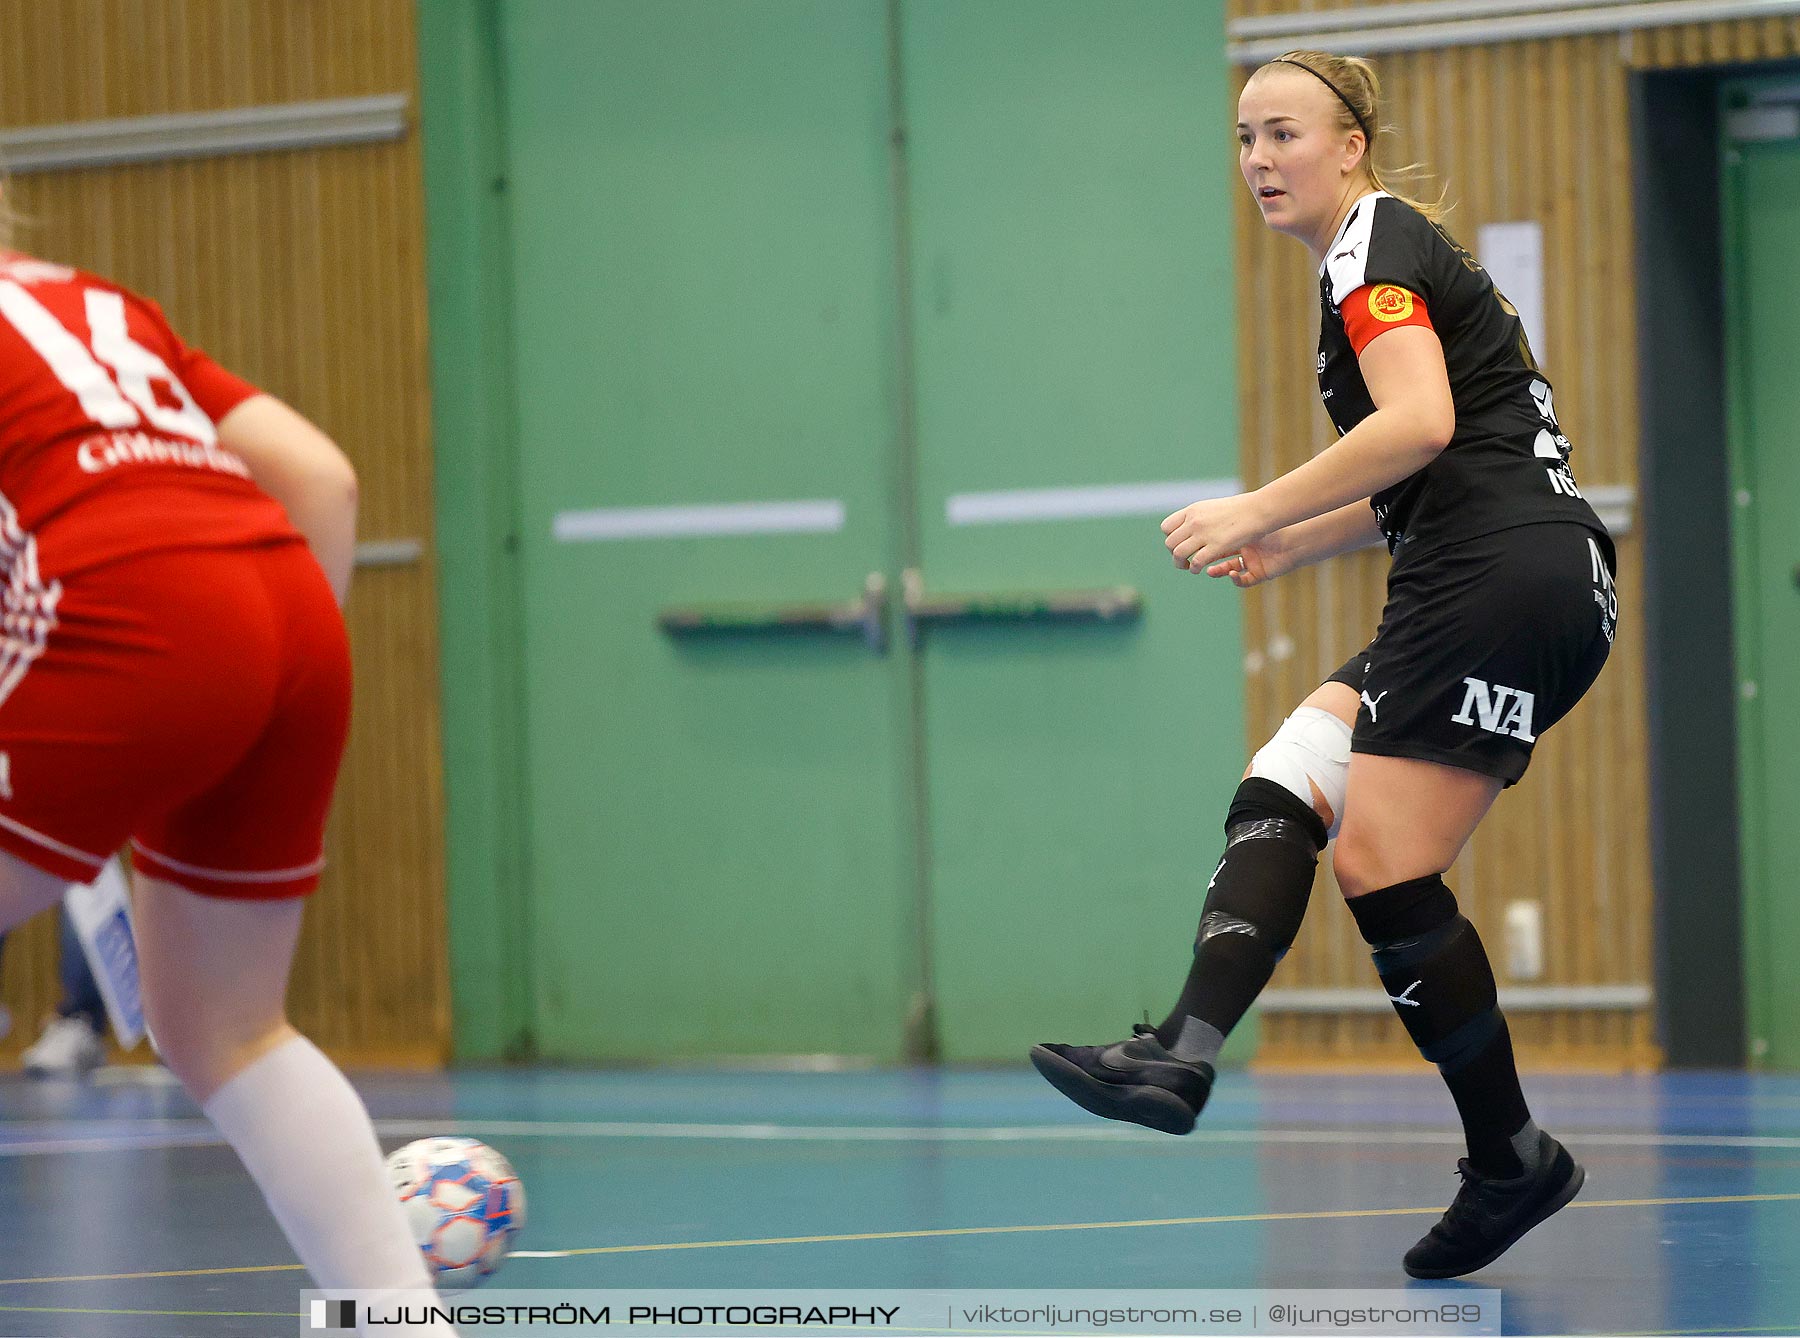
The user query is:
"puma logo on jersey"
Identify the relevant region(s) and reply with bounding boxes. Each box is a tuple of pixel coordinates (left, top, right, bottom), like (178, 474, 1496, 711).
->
(1360, 690, 1389, 722)
(1389, 980, 1424, 1008)
(1333, 240, 1365, 262)
(1451, 677, 1537, 741)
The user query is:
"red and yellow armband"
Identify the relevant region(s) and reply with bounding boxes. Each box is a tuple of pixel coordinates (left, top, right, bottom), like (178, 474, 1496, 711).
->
(1342, 283, 1434, 355)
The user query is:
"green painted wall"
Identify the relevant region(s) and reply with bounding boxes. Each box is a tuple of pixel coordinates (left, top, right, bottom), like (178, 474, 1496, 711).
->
(422, 0, 1245, 1063)
(1721, 76, 1800, 1069)
(897, 1, 1249, 1059)
(503, 2, 920, 1060)
(419, 0, 534, 1059)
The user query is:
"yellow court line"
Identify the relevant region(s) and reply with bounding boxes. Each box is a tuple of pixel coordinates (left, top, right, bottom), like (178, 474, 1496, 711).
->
(541, 1191, 1800, 1257)
(3, 1190, 1797, 1284)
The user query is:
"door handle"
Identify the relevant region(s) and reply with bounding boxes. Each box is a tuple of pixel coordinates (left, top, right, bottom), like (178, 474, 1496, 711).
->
(657, 572, 888, 653)
(901, 568, 1141, 647)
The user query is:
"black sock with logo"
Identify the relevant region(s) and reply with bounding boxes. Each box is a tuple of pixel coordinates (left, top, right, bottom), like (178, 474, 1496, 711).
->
(1349, 874, 1535, 1178)
(1154, 779, 1326, 1064)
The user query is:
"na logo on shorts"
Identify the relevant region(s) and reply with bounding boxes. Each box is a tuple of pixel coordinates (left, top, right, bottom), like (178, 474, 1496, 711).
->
(1451, 677, 1537, 742)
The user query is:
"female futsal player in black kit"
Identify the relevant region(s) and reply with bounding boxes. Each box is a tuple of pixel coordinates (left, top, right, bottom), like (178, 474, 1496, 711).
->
(1031, 50, 1618, 1279)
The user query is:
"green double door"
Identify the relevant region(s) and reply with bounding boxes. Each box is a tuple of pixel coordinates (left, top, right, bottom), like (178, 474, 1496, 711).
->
(1724, 78, 1800, 1068)
(456, 0, 1240, 1061)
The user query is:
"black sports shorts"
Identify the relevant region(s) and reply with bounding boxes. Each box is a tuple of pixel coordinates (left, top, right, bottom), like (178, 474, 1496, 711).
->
(1325, 521, 1617, 787)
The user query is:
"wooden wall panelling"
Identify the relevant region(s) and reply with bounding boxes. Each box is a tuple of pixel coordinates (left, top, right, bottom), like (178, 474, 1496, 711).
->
(0, 1, 445, 1066)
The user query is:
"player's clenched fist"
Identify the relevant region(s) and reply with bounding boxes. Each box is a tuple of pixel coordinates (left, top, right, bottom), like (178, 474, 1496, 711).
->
(1161, 492, 1277, 578)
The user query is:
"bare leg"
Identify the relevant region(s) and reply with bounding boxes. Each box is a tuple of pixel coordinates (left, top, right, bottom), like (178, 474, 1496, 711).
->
(1332, 752, 1501, 898)
(131, 874, 304, 1099)
(132, 874, 455, 1337)
(0, 855, 81, 1055)
(0, 851, 75, 935)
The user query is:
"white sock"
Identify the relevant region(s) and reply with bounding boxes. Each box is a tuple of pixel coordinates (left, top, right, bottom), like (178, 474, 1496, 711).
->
(203, 1035, 456, 1336)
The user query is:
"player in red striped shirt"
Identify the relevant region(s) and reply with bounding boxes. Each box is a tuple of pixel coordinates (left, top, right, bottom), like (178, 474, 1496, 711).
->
(0, 241, 453, 1335)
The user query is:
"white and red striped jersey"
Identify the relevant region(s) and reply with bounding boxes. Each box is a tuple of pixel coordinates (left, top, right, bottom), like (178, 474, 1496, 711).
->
(0, 251, 300, 575)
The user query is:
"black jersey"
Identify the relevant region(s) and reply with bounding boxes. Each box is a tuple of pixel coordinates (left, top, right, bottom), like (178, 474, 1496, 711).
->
(1316, 192, 1606, 556)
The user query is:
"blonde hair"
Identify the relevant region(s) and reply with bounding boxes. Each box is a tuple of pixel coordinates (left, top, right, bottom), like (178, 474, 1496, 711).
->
(1259, 49, 1452, 223)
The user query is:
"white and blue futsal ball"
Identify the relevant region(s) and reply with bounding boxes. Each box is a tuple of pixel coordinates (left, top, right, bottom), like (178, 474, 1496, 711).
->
(386, 1136, 527, 1288)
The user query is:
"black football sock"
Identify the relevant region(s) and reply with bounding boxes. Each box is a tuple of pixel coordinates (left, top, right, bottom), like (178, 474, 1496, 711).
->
(1349, 874, 1536, 1178)
(1155, 778, 1326, 1063)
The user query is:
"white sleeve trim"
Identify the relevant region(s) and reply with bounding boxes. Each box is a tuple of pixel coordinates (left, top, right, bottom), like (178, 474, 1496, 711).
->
(1319, 190, 1391, 307)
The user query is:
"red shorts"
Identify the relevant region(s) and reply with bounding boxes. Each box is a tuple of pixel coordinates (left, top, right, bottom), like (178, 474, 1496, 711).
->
(0, 539, 351, 898)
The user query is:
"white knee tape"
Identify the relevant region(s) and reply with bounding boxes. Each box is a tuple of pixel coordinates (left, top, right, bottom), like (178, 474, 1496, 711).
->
(1248, 706, 1352, 840)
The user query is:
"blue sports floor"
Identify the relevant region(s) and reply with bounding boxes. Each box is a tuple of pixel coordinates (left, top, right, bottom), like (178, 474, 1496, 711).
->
(0, 1067, 1796, 1336)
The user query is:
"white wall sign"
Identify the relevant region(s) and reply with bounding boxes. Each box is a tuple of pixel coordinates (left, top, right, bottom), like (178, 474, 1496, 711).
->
(1477, 220, 1546, 364)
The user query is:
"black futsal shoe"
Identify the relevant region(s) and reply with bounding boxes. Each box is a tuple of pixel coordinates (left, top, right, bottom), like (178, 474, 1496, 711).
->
(1402, 1130, 1586, 1279)
(1029, 1024, 1215, 1135)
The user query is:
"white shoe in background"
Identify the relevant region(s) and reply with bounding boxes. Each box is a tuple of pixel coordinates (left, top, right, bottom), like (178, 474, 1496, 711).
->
(21, 1015, 106, 1076)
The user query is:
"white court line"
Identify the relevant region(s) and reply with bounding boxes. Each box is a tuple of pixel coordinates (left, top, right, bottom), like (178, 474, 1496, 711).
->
(0, 1131, 225, 1157)
(367, 1121, 1800, 1151)
(4, 1120, 1800, 1155)
(552, 499, 845, 543)
(946, 478, 1240, 526)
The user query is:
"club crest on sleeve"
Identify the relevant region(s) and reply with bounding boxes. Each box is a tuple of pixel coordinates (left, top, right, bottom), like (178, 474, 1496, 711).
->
(1369, 285, 1414, 323)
